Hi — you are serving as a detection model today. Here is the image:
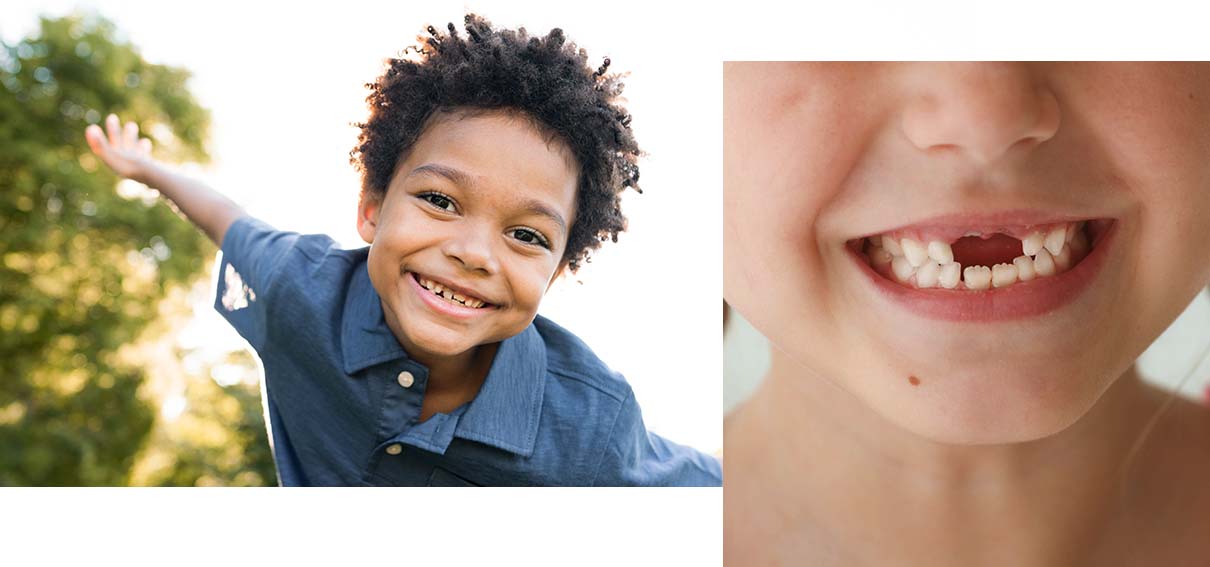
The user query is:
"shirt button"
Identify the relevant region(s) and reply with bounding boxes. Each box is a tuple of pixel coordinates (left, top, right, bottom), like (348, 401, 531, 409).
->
(385, 443, 402, 455)
(397, 371, 415, 388)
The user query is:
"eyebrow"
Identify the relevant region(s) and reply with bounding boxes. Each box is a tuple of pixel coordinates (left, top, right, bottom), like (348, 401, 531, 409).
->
(407, 163, 474, 187)
(407, 163, 568, 234)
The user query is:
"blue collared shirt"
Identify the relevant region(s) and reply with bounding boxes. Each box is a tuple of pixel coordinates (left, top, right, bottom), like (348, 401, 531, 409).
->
(213, 215, 721, 486)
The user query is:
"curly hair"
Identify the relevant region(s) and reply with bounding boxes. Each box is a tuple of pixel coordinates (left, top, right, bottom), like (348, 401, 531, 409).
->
(350, 14, 642, 272)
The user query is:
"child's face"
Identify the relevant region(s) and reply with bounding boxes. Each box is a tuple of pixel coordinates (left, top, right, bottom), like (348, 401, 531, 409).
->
(725, 63, 1210, 443)
(358, 110, 577, 360)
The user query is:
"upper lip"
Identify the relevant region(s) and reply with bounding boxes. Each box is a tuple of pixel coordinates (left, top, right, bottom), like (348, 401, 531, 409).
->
(410, 271, 498, 306)
(855, 208, 1111, 242)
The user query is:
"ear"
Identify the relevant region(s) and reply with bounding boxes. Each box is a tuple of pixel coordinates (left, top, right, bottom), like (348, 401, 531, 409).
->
(357, 192, 382, 244)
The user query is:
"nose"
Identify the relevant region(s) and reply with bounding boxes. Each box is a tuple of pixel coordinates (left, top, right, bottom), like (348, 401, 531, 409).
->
(443, 225, 500, 275)
(900, 63, 1061, 166)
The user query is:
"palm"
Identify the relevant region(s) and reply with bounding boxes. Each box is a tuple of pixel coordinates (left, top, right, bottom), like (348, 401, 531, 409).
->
(85, 113, 154, 180)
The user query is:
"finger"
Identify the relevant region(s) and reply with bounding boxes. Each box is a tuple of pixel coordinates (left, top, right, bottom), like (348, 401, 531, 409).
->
(138, 138, 152, 156)
(85, 124, 108, 155)
(106, 114, 121, 147)
(123, 120, 139, 149)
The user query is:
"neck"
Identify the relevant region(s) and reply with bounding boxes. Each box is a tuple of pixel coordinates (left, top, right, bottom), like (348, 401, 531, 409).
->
(732, 351, 1166, 564)
(408, 342, 500, 421)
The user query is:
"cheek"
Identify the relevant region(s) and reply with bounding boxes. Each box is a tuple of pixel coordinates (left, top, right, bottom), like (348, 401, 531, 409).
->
(1079, 66, 1210, 316)
(502, 256, 559, 314)
(724, 72, 878, 343)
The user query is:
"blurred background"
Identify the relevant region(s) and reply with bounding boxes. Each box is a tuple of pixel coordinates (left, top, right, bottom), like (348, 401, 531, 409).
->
(725, 291, 1210, 413)
(1, 1, 721, 486)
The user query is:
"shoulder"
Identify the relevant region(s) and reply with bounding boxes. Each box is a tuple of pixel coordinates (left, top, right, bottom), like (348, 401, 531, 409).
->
(271, 233, 365, 292)
(533, 314, 632, 404)
(222, 215, 361, 283)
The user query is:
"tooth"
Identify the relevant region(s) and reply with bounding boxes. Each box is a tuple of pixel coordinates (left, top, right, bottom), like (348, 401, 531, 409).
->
(1013, 255, 1036, 281)
(1053, 246, 1072, 272)
(891, 256, 916, 283)
(927, 240, 953, 264)
(1022, 232, 1045, 256)
(433, 283, 444, 294)
(453, 292, 466, 303)
(916, 262, 941, 288)
(963, 266, 992, 290)
(901, 238, 928, 267)
(869, 247, 893, 266)
(992, 263, 1017, 288)
(1065, 222, 1079, 243)
(469, 299, 483, 308)
(939, 263, 961, 289)
(883, 237, 903, 256)
(1034, 249, 1056, 277)
(1044, 226, 1067, 255)
(868, 235, 883, 248)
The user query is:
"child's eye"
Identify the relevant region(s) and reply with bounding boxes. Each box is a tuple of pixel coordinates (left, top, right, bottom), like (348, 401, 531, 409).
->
(419, 192, 457, 212)
(509, 227, 551, 249)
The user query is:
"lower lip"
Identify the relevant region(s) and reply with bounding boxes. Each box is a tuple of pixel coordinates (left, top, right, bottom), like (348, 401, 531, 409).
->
(406, 272, 492, 320)
(847, 222, 1118, 322)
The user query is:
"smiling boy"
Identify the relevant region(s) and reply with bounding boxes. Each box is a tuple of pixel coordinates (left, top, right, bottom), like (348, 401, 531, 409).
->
(86, 15, 720, 486)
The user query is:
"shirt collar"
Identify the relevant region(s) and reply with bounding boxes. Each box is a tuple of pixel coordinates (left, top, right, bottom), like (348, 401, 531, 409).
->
(453, 322, 546, 457)
(341, 258, 546, 457)
(341, 257, 409, 375)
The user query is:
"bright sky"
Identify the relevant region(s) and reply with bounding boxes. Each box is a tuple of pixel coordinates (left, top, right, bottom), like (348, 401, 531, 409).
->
(3, 0, 721, 452)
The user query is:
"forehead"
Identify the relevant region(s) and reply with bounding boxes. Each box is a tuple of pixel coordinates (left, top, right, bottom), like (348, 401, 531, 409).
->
(391, 111, 579, 213)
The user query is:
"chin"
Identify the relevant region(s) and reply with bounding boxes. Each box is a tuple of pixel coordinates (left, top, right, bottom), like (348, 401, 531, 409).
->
(862, 361, 1114, 446)
(401, 322, 481, 358)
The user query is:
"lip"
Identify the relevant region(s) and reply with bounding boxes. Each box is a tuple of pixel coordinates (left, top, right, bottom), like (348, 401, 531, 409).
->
(406, 271, 496, 320)
(859, 209, 1104, 243)
(847, 219, 1118, 322)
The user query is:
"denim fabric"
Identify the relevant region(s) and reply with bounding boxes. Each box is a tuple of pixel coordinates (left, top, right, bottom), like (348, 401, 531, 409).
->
(214, 215, 721, 486)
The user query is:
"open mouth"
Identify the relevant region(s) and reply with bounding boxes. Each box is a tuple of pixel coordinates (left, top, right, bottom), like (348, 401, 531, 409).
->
(410, 272, 492, 309)
(845, 214, 1118, 321)
(853, 218, 1113, 291)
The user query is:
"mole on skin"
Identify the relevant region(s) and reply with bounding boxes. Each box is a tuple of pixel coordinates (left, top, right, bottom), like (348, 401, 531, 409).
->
(908, 375, 921, 386)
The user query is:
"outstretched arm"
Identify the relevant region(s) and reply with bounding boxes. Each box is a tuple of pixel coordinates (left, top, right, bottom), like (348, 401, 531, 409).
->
(85, 114, 245, 247)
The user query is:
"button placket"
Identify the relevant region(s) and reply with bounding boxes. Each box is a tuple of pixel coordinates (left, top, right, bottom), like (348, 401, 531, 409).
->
(372, 363, 428, 453)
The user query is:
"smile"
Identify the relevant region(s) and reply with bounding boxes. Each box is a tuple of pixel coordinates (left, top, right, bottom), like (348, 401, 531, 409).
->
(411, 272, 491, 309)
(847, 213, 1118, 321)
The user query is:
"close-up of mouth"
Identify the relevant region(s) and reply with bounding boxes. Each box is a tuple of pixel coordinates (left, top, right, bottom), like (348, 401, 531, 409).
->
(845, 212, 1118, 321)
(407, 271, 496, 312)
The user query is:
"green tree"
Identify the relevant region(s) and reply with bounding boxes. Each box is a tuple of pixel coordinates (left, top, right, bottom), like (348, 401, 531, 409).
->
(0, 12, 273, 486)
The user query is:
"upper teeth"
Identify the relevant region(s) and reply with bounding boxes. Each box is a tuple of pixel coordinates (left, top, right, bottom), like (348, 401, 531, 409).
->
(416, 276, 486, 308)
(864, 220, 1089, 291)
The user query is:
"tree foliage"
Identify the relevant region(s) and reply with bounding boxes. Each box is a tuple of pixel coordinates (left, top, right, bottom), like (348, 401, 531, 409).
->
(0, 13, 273, 486)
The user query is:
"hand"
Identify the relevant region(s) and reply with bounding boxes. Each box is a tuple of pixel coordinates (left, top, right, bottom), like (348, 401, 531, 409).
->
(85, 114, 155, 181)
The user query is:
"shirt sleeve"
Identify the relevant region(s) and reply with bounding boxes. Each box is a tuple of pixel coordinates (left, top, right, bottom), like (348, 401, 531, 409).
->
(592, 390, 723, 487)
(213, 215, 301, 351)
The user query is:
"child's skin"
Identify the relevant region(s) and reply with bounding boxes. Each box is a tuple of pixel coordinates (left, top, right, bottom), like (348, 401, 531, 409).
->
(724, 63, 1210, 565)
(86, 109, 577, 422)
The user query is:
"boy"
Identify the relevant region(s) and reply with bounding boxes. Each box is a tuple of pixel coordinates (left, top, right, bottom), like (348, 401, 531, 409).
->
(85, 15, 720, 486)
